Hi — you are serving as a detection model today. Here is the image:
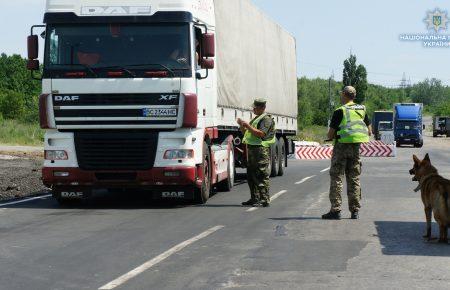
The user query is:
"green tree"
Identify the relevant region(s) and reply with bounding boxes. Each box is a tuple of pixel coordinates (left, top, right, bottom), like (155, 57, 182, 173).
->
(0, 90, 25, 119)
(0, 53, 42, 122)
(342, 54, 368, 104)
(410, 78, 446, 106)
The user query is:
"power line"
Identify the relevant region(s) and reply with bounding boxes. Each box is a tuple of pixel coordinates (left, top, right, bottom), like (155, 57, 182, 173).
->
(297, 60, 450, 85)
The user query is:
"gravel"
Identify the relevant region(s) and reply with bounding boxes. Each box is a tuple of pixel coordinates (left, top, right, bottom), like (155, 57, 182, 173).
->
(0, 154, 49, 201)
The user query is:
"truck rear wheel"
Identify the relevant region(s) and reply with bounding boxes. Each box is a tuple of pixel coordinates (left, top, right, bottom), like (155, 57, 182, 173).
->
(195, 142, 211, 204)
(217, 144, 235, 192)
(270, 142, 279, 177)
(277, 138, 285, 177)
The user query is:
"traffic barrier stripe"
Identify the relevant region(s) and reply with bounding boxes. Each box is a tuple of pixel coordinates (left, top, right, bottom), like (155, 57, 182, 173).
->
(295, 141, 396, 160)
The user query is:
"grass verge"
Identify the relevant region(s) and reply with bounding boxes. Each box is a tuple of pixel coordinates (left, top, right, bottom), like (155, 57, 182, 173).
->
(0, 119, 44, 146)
(296, 125, 328, 144)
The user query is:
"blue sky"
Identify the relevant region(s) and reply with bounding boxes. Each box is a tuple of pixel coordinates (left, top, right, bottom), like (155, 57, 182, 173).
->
(1, 0, 449, 86)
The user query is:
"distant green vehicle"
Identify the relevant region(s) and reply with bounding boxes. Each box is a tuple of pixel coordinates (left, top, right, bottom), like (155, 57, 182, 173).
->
(433, 116, 450, 137)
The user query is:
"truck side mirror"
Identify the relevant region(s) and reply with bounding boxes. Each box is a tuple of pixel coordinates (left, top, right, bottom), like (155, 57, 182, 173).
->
(423, 125, 426, 130)
(28, 35, 39, 61)
(27, 35, 40, 71)
(202, 33, 215, 58)
(27, 59, 40, 71)
(201, 58, 215, 69)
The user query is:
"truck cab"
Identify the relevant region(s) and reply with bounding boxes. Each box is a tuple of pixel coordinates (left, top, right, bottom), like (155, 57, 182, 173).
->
(394, 103, 423, 148)
(433, 116, 450, 137)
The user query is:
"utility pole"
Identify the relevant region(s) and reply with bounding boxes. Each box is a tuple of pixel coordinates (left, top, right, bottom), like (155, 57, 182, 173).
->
(328, 70, 335, 126)
(399, 72, 408, 103)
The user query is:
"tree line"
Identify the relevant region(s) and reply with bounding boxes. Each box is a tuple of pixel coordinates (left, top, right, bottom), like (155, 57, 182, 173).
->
(0, 53, 450, 128)
(298, 55, 450, 129)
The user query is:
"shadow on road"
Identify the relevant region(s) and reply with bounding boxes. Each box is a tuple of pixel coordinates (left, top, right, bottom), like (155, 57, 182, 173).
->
(269, 217, 323, 221)
(375, 221, 450, 256)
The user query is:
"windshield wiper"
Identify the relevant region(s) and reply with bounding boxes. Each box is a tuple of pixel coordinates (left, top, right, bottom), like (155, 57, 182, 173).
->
(96, 65, 137, 78)
(51, 63, 98, 77)
(122, 64, 176, 77)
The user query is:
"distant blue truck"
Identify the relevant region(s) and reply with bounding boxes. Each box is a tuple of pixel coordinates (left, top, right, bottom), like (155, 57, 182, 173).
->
(394, 103, 424, 148)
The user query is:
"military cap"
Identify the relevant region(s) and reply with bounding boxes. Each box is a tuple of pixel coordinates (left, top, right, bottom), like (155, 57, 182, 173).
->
(341, 86, 357, 98)
(252, 98, 267, 107)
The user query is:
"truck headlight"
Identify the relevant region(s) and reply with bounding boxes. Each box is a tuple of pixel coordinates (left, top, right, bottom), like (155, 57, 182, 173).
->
(45, 150, 68, 160)
(163, 149, 194, 160)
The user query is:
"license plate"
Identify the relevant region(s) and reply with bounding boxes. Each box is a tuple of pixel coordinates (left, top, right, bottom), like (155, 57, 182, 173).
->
(404, 139, 410, 141)
(143, 108, 177, 117)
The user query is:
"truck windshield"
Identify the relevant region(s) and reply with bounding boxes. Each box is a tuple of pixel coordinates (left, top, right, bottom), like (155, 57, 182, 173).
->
(44, 23, 191, 78)
(396, 121, 419, 130)
(379, 123, 393, 131)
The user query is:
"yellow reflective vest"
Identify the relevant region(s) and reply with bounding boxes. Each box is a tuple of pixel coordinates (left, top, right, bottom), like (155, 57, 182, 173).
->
(243, 113, 276, 147)
(336, 102, 369, 143)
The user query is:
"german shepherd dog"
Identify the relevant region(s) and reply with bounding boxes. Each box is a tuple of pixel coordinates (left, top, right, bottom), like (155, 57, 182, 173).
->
(410, 154, 450, 243)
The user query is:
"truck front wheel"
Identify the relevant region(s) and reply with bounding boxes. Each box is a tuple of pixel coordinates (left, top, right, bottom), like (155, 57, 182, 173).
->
(217, 144, 235, 192)
(195, 142, 211, 204)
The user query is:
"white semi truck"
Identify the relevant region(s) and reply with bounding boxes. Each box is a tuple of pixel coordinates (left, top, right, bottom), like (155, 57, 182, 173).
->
(27, 0, 298, 204)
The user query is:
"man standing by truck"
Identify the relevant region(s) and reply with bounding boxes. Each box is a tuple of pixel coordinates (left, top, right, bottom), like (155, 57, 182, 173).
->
(238, 99, 276, 207)
(322, 86, 371, 220)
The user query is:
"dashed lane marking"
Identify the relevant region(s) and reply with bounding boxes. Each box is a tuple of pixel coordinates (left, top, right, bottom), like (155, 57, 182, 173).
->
(320, 167, 331, 173)
(295, 175, 316, 185)
(99, 225, 225, 290)
(246, 190, 288, 212)
(304, 192, 329, 215)
(0, 194, 52, 208)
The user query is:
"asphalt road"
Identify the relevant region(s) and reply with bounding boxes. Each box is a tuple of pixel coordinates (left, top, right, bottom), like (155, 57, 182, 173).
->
(1, 135, 449, 290)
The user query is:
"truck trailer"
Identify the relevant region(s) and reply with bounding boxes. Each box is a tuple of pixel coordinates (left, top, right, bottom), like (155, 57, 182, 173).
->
(27, 0, 298, 204)
(394, 103, 423, 148)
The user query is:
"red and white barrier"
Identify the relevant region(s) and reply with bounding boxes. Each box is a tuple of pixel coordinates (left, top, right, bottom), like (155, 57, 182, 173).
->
(295, 146, 333, 160)
(295, 141, 396, 160)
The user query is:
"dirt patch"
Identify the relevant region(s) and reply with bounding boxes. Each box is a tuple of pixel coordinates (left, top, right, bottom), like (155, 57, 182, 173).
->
(0, 155, 49, 201)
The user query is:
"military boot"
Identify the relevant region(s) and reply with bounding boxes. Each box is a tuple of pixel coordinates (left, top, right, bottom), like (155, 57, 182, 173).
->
(351, 211, 359, 220)
(242, 198, 259, 206)
(322, 211, 341, 220)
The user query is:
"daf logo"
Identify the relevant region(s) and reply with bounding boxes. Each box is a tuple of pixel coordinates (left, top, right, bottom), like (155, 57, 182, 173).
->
(81, 6, 151, 16)
(159, 95, 178, 101)
(61, 192, 84, 199)
(54, 95, 80, 102)
(162, 192, 185, 198)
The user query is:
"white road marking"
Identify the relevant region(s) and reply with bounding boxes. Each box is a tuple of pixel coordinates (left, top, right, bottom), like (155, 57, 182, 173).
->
(0, 155, 20, 160)
(98, 225, 225, 290)
(246, 190, 288, 212)
(295, 175, 316, 185)
(304, 192, 328, 215)
(0, 194, 52, 208)
(320, 167, 331, 173)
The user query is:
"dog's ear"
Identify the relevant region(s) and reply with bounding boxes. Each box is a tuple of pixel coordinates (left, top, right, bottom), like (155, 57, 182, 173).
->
(413, 155, 420, 164)
(424, 153, 431, 162)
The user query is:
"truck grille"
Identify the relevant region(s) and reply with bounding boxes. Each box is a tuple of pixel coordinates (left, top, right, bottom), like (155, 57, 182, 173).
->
(74, 131, 158, 170)
(53, 93, 180, 129)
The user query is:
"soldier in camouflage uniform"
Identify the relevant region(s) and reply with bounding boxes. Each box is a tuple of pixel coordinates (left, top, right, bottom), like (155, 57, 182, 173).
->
(238, 99, 276, 207)
(322, 86, 372, 220)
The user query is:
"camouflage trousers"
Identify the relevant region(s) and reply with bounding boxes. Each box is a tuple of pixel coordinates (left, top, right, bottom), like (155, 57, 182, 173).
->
(247, 145, 271, 203)
(329, 143, 362, 213)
